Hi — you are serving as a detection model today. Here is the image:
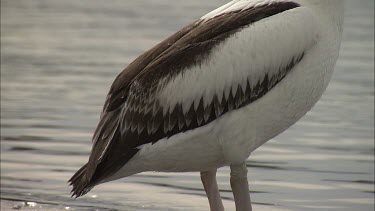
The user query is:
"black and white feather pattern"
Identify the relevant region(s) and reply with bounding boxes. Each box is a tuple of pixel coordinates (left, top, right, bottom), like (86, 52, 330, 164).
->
(69, 0, 313, 197)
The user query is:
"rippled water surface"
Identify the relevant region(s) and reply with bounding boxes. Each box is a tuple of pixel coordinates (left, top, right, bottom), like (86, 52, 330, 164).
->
(1, 0, 374, 210)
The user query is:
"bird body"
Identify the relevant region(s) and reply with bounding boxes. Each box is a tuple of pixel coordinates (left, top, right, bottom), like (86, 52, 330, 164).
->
(70, 0, 344, 210)
(104, 0, 343, 180)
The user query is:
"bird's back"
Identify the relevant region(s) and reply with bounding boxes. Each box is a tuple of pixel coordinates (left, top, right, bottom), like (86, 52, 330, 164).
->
(69, 0, 344, 197)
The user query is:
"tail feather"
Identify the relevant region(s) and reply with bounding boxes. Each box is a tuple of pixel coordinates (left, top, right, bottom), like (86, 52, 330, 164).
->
(68, 164, 94, 198)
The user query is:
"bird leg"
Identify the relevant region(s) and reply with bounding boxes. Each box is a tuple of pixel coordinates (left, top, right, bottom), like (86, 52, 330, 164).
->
(230, 162, 252, 211)
(200, 169, 225, 211)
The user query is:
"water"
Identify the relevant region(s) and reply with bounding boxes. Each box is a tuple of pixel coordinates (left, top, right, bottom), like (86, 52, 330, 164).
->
(1, 0, 374, 210)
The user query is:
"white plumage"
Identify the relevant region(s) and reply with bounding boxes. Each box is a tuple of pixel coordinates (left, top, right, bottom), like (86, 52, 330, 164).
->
(202, 0, 291, 20)
(159, 5, 317, 114)
(70, 0, 344, 210)
(112, 0, 343, 178)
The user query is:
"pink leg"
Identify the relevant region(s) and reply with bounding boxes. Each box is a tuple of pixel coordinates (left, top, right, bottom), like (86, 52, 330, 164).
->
(200, 169, 225, 211)
(230, 163, 252, 211)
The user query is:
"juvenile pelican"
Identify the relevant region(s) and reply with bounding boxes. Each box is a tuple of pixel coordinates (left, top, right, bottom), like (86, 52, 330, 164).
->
(69, 0, 344, 210)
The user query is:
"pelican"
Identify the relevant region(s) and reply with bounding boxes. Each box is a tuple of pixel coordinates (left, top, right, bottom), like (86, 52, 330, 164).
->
(69, 0, 344, 210)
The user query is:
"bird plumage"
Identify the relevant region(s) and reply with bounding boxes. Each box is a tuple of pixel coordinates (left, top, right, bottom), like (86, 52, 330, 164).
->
(69, 1, 344, 209)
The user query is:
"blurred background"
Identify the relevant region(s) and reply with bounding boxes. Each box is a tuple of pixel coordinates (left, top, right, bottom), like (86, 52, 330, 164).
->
(1, 0, 374, 210)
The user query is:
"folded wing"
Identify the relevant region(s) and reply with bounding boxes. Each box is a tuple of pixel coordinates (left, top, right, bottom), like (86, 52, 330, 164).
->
(69, 0, 318, 197)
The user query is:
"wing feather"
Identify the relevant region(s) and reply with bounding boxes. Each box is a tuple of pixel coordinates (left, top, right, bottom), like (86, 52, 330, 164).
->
(69, 0, 315, 197)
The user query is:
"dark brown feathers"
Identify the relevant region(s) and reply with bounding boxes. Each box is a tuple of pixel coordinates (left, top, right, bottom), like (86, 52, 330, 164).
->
(69, 1, 301, 197)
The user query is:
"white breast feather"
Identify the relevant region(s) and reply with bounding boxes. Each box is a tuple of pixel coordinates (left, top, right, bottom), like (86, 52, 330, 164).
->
(158, 6, 318, 115)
